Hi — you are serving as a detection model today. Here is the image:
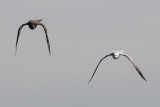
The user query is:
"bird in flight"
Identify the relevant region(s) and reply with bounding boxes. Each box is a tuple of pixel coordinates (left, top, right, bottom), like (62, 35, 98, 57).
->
(88, 50, 147, 83)
(15, 19, 51, 55)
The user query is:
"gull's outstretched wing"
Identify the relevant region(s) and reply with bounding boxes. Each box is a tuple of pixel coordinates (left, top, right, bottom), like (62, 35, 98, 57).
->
(88, 54, 112, 83)
(38, 22, 51, 55)
(120, 53, 147, 81)
(15, 23, 28, 55)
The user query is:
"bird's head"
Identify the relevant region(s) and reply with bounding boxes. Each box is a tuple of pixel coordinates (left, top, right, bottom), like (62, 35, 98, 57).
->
(28, 20, 37, 29)
(112, 50, 123, 59)
(113, 52, 120, 59)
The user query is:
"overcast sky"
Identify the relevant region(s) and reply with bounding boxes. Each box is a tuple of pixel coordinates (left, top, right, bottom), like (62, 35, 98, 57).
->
(0, 0, 160, 107)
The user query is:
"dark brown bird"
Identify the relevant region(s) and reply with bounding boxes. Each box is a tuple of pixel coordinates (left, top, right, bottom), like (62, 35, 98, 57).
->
(15, 19, 51, 55)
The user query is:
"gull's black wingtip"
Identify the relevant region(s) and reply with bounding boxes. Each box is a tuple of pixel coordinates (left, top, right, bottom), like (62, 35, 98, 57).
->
(144, 78, 147, 82)
(49, 51, 51, 56)
(88, 79, 92, 84)
(15, 46, 17, 56)
(141, 74, 147, 82)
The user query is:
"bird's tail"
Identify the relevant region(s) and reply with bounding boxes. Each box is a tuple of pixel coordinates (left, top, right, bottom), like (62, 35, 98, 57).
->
(38, 19, 43, 21)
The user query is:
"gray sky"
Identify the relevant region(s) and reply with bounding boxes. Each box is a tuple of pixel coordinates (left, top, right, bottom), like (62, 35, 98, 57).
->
(0, 0, 160, 107)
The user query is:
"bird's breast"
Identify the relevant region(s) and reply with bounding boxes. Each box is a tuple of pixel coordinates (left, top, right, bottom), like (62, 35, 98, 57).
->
(113, 56, 119, 59)
(28, 23, 37, 29)
(112, 55, 120, 59)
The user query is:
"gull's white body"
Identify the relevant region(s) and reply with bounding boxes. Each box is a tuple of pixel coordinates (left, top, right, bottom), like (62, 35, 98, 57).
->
(112, 50, 123, 59)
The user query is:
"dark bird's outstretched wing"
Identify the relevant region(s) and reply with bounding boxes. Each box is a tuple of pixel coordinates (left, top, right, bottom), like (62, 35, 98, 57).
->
(88, 54, 112, 83)
(120, 53, 147, 81)
(15, 23, 28, 55)
(38, 22, 51, 55)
